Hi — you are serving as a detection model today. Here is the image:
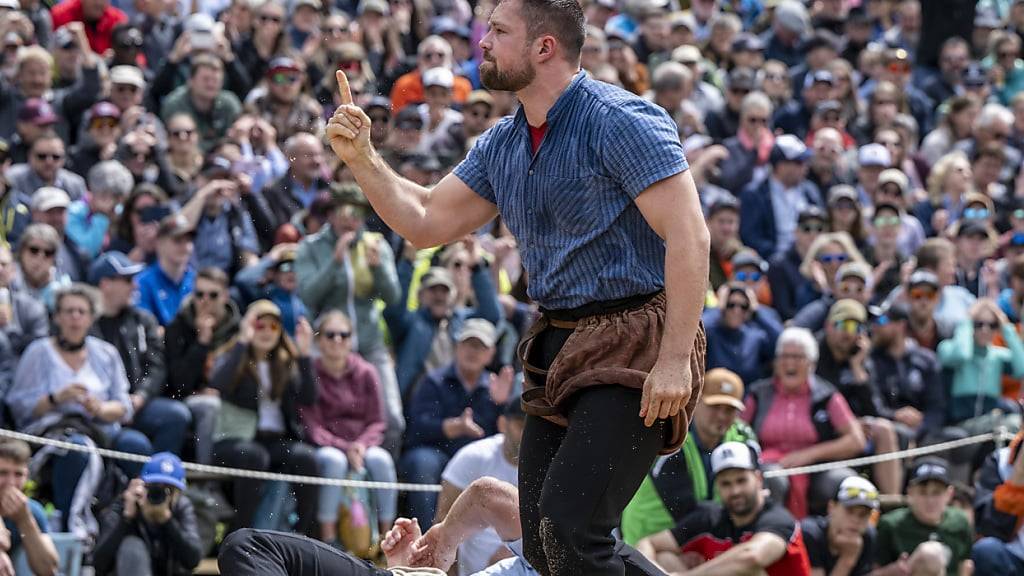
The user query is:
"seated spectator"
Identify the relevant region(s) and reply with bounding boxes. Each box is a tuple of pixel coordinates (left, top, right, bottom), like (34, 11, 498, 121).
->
(299, 310, 396, 543)
(974, 429, 1024, 575)
(864, 201, 910, 302)
(725, 250, 778, 318)
(233, 246, 307, 336)
(0, 440, 57, 576)
(67, 160, 133, 258)
(68, 102, 122, 177)
(938, 298, 1024, 431)
(703, 283, 779, 386)
(135, 215, 195, 327)
(635, 441, 812, 575)
(826, 186, 869, 254)
(434, 395, 524, 575)
(263, 133, 332, 235)
(159, 54, 242, 153)
(0, 244, 46, 362)
(93, 452, 202, 576)
(914, 152, 975, 239)
(792, 237, 871, 332)
(6, 132, 87, 201)
(210, 300, 319, 537)
(90, 251, 191, 456)
(875, 458, 973, 576)
(5, 284, 150, 533)
(245, 57, 324, 142)
(29, 186, 89, 283)
(51, 0, 127, 54)
(389, 35, 472, 113)
(10, 223, 70, 308)
(768, 206, 826, 321)
(106, 184, 169, 264)
(903, 270, 954, 351)
(622, 368, 758, 545)
(705, 197, 742, 291)
(181, 166, 261, 276)
(158, 114, 204, 201)
(401, 318, 511, 529)
(801, 476, 880, 576)
(743, 327, 867, 519)
(164, 266, 239, 464)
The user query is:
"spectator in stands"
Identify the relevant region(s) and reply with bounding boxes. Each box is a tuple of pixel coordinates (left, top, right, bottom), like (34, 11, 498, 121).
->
(622, 368, 758, 545)
(876, 458, 973, 576)
(210, 300, 319, 537)
(635, 441, 812, 574)
(792, 240, 871, 331)
(705, 67, 754, 143)
(416, 67, 465, 164)
(90, 251, 191, 456)
(739, 134, 822, 260)
(158, 114, 203, 200)
(246, 57, 324, 142)
(7, 132, 87, 201)
(107, 183, 168, 264)
(164, 267, 239, 465)
(299, 309, 396, 543)
(0, 439, 57, 576)
(769, 206, 826, 321)
(181, 165, 261, 276)
(939, 298, 1024, 429)
(706, 197, 742, 291)
(775, 69, 834, 139)
(703, 283, 779, 387)
(974, 429, 1024, 575)
(872, 169, 924, 257)
(233, 246, 306, 336)
(717, 90, 773, 195)
(264, 132, 331, 233)
(0, 245, 44, 389)
(29, 186, 88, 283)
(401, 318, 512, 529)
(7, 98, 58, 166)
(6, 284, 151, 532)
(51, 0, 126, 54)
(916, 152, 976, 238)
(744, 327, 867, 519)
(135, 215, 195, 327)
(68, 102, 122, 176)
(66, 160, 133, 259)
(433, 394, 523, 575)
(93, 452, 202, 576)
(390, 35, 472, 113)
(801, 475, 880, 576)
(11, 223, 70, 307)
(827, 185, 870, 253)
(159, 54, 242, 153)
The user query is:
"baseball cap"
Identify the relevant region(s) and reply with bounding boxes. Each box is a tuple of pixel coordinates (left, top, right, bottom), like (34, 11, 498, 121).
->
(294, 0, 321, 10)
(432, 16, 471, 39)
(878, 168, 909, 195)
(157, 214, 195, 238)
(364, 96, 391, 115)
(815, 99, 843, 117)
(707, 196, 740, 217)
(357, 0, 389, 16)
(957, 220, 989, 239)
(803, 69, 835, 90)
(422, 67, 455, 89)
(727, 67, 758, 92)
(859, 143, 892, 168)
(908, 457, 952, 487)
(774, 0, 809, 33)
(711, 441, 759, 477)
(329, 182, 370, 208)
(837, 262, 871, 284)
(184, 13, 215, 35)
(798, 205, 826, 224)
(394, 107, 424, 130)
(267, 56, 302, 76)
(702, 368, 745, 411)
(827, 299, 867, 324)
(31, 187, 71, 212)
(272, 249, 297, 273)
(870, 301, 909, 324)
(671, 44, 702, 65)
(909, 270, 940, 289)
(247, 299, 282, 319)
(669, 11, 697, 32)
(458, 318, 496, 347)
(18, 98, 58, 126)
(771, 134, 811, 164)
(731, 249, 767, 273)
(89, 101, 122, 121)
(731, 33, 764, 53)
(421, 267, 456, 292)
(141, 452, 186, 490)
(835, 476, 880, 510)
(110, 65, 146, 88)
(467, 90, 495, 108)
(89, 251, 145, 284)
(828, 185, 858, 205)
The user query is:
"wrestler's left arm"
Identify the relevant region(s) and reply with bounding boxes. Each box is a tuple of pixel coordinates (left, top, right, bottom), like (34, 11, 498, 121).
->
(634, 169, 710, 426)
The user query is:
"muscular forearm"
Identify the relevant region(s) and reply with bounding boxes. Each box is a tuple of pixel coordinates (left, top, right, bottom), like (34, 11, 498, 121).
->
(660, 216, 709, 361)
(436, 478, 521, 545)
(346, 151, 435, 247)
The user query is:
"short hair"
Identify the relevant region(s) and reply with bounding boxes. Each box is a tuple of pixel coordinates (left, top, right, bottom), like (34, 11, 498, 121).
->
(190, 53, 224, 77)
(976, 103, 1014, 131)
(88, 161, 134, 197)
(314, 309, 352, 333)
(776, 327, 819, 363)
(651, 61, 691, 92)
(740, 91, 773, 118)
(196, 266, 230, 288)
(30, 132, 63, 151)
(513, 0, 586, 63)
(975, 141, 1006, 163)
(17, 223, 60, 255)
(0, 440, 31, 466)
(916, 238, 955, 271)
(55, 283, 101, 316)
(16, 45, 53, 72)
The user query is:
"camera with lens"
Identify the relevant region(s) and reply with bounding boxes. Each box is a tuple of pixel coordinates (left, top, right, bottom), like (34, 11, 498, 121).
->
(146, 485, 170, 505)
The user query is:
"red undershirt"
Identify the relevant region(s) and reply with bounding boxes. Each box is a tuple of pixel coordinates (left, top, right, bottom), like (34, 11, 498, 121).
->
(529, 123, 548, 154)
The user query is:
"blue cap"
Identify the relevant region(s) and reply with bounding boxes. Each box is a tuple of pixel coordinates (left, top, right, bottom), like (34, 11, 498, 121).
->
(88, 251, 144, 285)
(141, 452, 186, 490)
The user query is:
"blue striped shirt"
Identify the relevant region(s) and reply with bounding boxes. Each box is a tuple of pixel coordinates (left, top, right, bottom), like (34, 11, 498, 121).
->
(454, 72, 689, 310)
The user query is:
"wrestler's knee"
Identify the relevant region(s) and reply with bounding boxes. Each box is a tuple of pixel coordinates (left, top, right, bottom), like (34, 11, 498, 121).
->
(219, 529, 262, 568)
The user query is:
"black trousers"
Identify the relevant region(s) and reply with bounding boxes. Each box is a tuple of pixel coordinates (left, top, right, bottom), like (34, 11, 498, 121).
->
(519, 326, 668, 576)
(219, 529, 392, 576)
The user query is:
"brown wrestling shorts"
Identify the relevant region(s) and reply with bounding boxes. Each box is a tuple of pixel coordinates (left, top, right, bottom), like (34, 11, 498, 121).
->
(517, 292, 706, 454)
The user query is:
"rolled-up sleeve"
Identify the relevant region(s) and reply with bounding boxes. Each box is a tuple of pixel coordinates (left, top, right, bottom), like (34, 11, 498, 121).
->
(600, 101, 689, 199)
(453, 128, 497, 205)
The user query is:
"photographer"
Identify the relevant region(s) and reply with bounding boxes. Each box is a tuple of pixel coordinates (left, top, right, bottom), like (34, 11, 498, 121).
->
(93, 452, 202, 576)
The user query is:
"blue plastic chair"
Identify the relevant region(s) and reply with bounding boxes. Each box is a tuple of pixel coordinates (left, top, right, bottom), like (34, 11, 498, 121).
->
(12, 532, 83, 576)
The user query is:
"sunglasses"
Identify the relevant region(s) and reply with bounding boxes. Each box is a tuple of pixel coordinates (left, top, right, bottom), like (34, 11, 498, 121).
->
(974, 320, 1000, 331)
(90, 117, 119, 130)
(963, 207, 990, 220)
(745, 116, 768, 125)
(254, 318, 282, 332)
(840, 485, 879, 502)
(833, 319, 865, 335)
(909, 287, 938, 301)
(326, 26, 348, 34)
(171, 128, 195, 139)
(886, 61, 911, 74)
(818, 253, 848, 264)
(114, 84, 139, 93)
(26, 245, 56, 258)
(321, 330, 352, 341)
(725, 300, 750, 311)
(194, 290, 221, 301)
(33, 152, 63, 161)
(873, 215, 901, 227)
(271, 73, 300, 85)
(799, 223, 825, 233)
(734, 271, 761, 282)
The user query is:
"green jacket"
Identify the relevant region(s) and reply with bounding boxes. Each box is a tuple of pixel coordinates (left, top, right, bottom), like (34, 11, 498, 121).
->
(620, 420, 757, 545)
(159, 86, 242, 153)
(295, 227, 401, 355)
(876, 507, 972, 575)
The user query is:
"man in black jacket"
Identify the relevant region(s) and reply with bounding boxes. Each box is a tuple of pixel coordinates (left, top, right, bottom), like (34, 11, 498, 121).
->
(94, 452, 203, 576)
(91, 251, 191, 456)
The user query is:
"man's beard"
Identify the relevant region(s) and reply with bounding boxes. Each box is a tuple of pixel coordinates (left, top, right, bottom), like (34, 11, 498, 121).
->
(480, 57, 535, 92)
(725, 491, 758, 518)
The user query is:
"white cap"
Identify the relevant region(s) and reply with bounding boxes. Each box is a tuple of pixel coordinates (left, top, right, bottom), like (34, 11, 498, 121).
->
(835, 476, 880, 510)
(858, 143, 892, 168)
(711, 441, 759, 477)
(185, 13, 215, 34)
(0, 0, 20, 10)
(110, 65, 146, 88)
(457, 318, 497, 348)
(31, 186, 71, 212)
(422, 67, 455, 89)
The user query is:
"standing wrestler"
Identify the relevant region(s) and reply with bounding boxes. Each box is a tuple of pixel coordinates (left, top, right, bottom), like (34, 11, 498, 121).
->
(326, 0, 708, 574)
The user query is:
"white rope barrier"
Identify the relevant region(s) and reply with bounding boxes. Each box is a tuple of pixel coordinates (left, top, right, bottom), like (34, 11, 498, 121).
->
(0, 426, 1012, 491)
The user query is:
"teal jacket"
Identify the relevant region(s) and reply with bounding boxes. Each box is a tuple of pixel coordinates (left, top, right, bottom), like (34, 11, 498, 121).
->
(938, 320, 1024, 417)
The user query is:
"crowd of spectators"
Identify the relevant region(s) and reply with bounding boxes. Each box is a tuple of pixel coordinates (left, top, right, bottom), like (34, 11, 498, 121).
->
(4, 0, 1024, 573)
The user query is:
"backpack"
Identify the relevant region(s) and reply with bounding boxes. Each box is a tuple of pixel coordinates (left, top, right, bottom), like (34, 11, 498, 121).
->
(338, 469, 379, 559)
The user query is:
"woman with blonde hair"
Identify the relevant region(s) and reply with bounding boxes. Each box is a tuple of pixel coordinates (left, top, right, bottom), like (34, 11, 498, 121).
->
(792, 232, 871, 330)
(914, 151, 975, 237)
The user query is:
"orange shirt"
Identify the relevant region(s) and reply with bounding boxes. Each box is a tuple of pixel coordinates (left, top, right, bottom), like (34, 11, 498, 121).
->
(389, 70, 473, 113)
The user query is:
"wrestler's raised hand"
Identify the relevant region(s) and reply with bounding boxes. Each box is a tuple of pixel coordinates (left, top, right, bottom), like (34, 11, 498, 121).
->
(411, 522, 458, 570)
(326, 71, 373, 165)
(640, 357, 693, 428)
(382, 517, 421, 568)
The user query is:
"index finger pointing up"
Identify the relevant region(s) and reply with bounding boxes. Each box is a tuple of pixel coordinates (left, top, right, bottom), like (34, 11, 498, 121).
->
(336, 70, 353, 105)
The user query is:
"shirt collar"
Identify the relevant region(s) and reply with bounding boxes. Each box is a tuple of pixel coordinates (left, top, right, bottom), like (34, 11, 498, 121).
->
(514, 70, 587, 128)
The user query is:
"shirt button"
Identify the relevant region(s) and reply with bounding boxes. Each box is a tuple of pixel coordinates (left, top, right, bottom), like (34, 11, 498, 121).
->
(528, 169, 534, 176)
